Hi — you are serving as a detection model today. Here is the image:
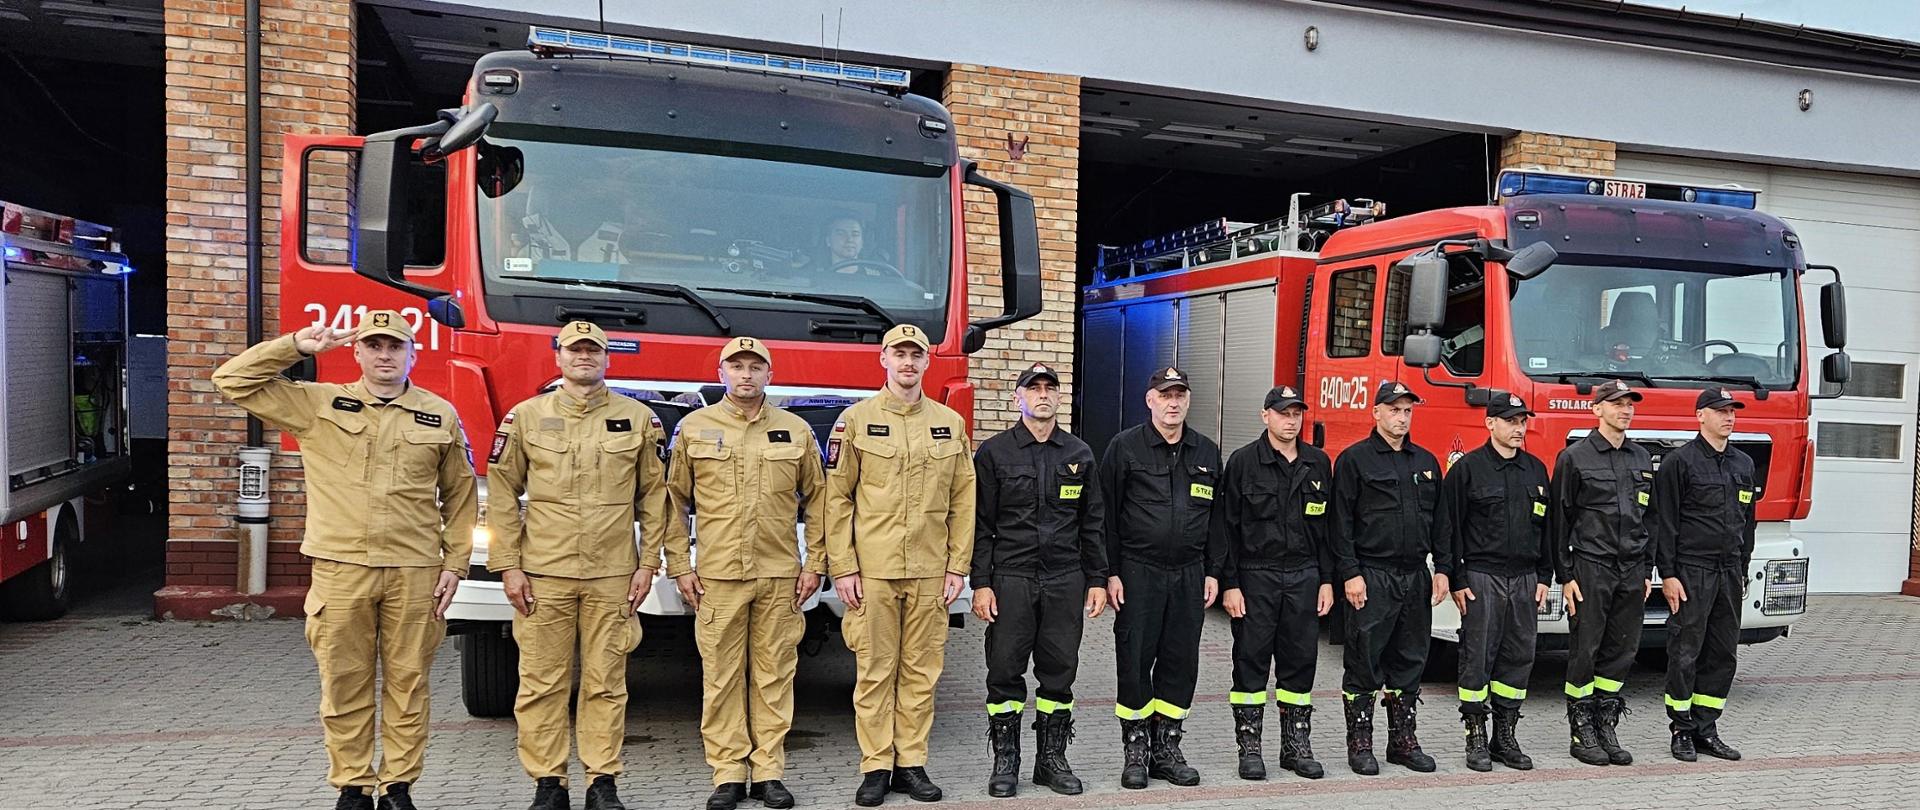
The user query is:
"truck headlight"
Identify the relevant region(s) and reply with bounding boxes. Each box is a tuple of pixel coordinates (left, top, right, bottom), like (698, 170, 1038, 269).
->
(471, 526, 491, 555)
(1761, 558, 1808, 615)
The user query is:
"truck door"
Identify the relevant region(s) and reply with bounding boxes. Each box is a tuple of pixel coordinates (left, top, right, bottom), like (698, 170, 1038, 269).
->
(1308, 260, 1389, 452)
(1383, 250, 1494, 472)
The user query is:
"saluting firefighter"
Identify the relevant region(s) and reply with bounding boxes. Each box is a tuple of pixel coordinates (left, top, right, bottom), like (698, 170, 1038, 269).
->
(1329, 381, 1443, 776)
(213, 311, 476, 810)
(1208, 385, 1333, 781)
(1433, 391, 1552, 772)
(1550, 379, 1655, 768)
(825, 323, 977, 807)
(971, 362, 1109, 798)
(665, 337, 828, 810)
(485, 321, 673, 810)
(1099, 366, 1222, 790)
(1652, 388, 1757, 763)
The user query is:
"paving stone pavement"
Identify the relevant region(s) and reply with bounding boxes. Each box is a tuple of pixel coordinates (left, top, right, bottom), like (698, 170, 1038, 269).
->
(3, 584, 1919, 809)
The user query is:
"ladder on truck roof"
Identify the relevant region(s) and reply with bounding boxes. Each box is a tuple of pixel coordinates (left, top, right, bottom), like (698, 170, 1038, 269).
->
(1092, 193, 1386, 285)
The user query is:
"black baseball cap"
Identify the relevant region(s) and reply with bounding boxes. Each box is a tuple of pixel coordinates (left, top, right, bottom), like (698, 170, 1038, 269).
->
(1592, 379, 1645, 404)
(1486, 390, 1535, 419)
(1374, 380, 1422, 405)
(1264, 385, 1307, 411)
(1695, 387, 1745, 410)
(1148, 367, 1190, 392)
(1017, 362, 1061, 388)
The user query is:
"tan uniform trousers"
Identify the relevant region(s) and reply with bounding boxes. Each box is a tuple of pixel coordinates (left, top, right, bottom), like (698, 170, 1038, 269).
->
(303, 560, 446, 791)
(511, 574, 643, 784)
(841, 576, 949, 773)
(696, 577, 807, 785)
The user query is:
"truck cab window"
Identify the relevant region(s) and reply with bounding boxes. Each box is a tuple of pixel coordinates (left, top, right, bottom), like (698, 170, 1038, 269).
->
(1384, 253, 1486, 376)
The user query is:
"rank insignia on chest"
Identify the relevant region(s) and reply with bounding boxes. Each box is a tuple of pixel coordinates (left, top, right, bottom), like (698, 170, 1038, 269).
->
(768, 430, 792, 443)
(1068, 463, 1080, 474)
(331, 396, 364, 413)
(605, 418, 632, 432)
(867, 424, 891, 437)
(413, 412, 442, 428)
(930, 426, 952, 440)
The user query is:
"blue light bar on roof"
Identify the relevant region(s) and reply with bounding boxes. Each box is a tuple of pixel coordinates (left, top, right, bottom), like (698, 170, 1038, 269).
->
(528, 26, 910, 89)
(1496, 169, 1758, 210)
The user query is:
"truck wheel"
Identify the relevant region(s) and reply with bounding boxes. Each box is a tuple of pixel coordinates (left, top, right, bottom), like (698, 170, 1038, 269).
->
(459, 626, 519, 717)
(1422, 639, 1460, 681)
(2, 515, 75, 621)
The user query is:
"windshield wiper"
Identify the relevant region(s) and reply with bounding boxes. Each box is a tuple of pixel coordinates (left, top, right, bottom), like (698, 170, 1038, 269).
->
(698, 288, 899, 329)
(1549, 370, 1658, 389)
(1648, 374, 1765, 391)
(512, 276, 732, 334)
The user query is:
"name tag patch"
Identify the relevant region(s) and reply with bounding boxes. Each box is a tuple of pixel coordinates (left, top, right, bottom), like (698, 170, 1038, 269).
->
(413, 412, 442, 428)
(605, 418, 631, 433)
(1636, 491, 1650, 506)
(931, 426, 952, 440)
(867, 424, 891, 437)
(330, 396, 364, 412)
(768, 430, 792, 443)
(1305, 502, 1326, 516)
(1190, 483, 1214, 500)
(1533, 501, 1548, 517)
(1738, 489, 1753, 504)
(1059, 484, 1083, 500)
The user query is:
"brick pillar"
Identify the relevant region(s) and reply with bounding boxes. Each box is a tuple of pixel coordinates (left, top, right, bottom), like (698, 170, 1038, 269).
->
(158, 0, 354, 619)
(944, 66, 1081, 439)
(1498, 132, 1616, 175)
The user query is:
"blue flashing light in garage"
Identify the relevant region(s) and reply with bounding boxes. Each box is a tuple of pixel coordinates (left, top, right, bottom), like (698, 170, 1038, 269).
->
(1497, 169, 1759, 209)
(528, 26, 911, 88)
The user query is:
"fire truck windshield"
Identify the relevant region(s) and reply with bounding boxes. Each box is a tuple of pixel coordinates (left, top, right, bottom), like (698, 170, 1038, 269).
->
(1509, 262, 1801, 389)
(474, 127, 952, 342)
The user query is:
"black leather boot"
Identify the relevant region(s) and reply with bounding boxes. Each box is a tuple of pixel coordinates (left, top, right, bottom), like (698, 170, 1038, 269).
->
(1232, 705, 1266, 780)
(528, 777, 569, 810)
(987, 713, 1021, 798)
(1489, 705, 1534, 770)
(1345, 694, 1380, 776)
(1120, 718, 1151, 789)
(1147, 715, 1200, 786)
(1593, 694, 1634, 765)
(1278, 705, 1324, 779)
(1567, 698, 1610, 766)
(1032, 710, 1084, 795)
(1463, 709, 1493, 772)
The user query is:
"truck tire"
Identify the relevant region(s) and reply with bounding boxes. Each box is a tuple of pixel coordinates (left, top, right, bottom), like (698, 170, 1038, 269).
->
(2, 515, 75, 621)
(459, 626, 519, 718)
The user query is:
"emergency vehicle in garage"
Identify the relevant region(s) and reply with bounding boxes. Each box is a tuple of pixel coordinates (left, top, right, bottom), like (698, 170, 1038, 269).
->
(277, 28, 1041, 714)
(1080, 170, 1848, 663)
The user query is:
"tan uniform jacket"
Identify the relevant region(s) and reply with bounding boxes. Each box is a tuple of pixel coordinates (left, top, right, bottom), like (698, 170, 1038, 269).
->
(665, 399, 827, 580)
(823, 388, 976, 580)
(211, 334, 476, 574)
(485, 387, 672, 578)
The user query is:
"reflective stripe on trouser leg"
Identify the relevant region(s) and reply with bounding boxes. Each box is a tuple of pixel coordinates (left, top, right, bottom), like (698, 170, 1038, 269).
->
(1458, 686, 1489, 703)
(987, 700, 1026, 715)
(372, 565, 447, 787)
(1274, 688, 1312, 707)
(306, 560, 379, 791)
(891, 577, 949, 768)
(1489, 682, 1527, 701)
(1115, 702, 1152, 720)
(1665, 563, 1741, 734)
(1458, 570, 1537, 710)
(1034, 698, 1074, 714)
(1565, 557, 1643, 701)
(1230, 690, 1270, 705)
(574, 575, 640, 780)
(1233, 568, 1320, 709)
(1150, 698, 1190, 719)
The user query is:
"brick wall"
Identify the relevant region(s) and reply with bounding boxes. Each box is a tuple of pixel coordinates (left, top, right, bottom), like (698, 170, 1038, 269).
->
(1499, 131, 1616, 175)
(161, 0, 351, 602)
(943, 66, 1081, 438)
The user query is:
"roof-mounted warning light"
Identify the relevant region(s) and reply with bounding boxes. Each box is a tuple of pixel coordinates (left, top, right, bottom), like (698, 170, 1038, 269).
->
(527, 26, 911, 89)
(1497, 168, 1758, 210)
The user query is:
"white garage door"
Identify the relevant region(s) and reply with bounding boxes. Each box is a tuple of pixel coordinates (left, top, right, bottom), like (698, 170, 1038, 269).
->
(1618, 153, 1919, 593)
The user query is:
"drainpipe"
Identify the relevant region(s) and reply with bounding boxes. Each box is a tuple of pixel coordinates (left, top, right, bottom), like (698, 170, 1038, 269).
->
(238, 0, 269, 596)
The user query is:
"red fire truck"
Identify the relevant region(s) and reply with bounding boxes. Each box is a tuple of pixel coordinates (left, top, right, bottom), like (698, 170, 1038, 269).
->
(1080, 170, 1849, 665)
(279, 28, 1040, 714)
(0, 201, 133, 620)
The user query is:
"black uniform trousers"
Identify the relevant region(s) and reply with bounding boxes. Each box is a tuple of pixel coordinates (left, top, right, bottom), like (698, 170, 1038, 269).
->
(984, 573, 1086, 713)
(1456, 569, 1538, 714)
(1664, 562, 1742, 734)
(1565, 556, 1645, 700)
(1114, 558, 1205, 719)
(1342, 566, 1430, 699)
(1230, 567, 1322, 706)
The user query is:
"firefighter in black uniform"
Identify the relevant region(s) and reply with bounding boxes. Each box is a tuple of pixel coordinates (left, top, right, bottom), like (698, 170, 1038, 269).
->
(972, 362, 1109, 798)
(1209, 385, 1333, 781)
(1550, 379, 1655, 767)
(1099, 366, 1222, 789)
(1653, 387, 1756, 763)
(1433, 391, 1552, 772)
(1330, 380, 1443, 776)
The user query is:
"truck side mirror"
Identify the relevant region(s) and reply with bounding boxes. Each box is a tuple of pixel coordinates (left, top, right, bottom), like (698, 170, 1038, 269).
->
(1821, 281, 1847, 349)
(1823, 351, 1851, 385)
(355, 104, 496, 327)
(1398, 252, 1449, 330)
(1403, 332, 1442, 368)
(960, 162, 1043, 354)
(1505, 241, 1558, 279)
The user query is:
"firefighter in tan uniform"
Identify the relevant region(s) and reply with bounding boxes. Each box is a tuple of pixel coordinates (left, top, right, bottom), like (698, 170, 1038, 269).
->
(485, 321, 672, 810)
(827, 323, 977, 807)
(212, 311, 476, 810)
(666, 337, 827, 810)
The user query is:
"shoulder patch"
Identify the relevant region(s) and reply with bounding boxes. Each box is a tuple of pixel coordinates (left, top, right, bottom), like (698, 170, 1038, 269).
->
(650, 414, 663, 429)
(488, 432, 508, 464)
(831, 420, 848, 435)
(930, 426, 952, 440)
(867, 424, 891, 437)
(331, 396, 364, 413)
(826, 437, 843, 469)
(768, 430, 792, 443)
(413, 412, 443, 428)
(503, 411, 515, 426)
(606, 418, 632, 433)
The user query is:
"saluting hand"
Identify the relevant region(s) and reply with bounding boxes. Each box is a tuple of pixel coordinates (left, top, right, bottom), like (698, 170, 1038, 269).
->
(293, 324, 354, 355)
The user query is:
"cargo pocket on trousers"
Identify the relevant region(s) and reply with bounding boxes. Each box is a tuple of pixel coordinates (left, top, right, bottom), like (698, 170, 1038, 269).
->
(303, 587, 327, 648)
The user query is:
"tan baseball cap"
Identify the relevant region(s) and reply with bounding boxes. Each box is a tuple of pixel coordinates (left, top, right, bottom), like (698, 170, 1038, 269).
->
(881, 323, 931, 351)
(558, 320, 609, 348)
(721, 336, 772, 364)
(355, 310, 414, 343)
